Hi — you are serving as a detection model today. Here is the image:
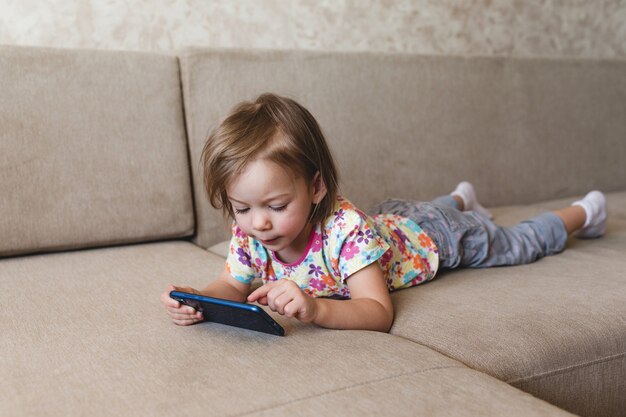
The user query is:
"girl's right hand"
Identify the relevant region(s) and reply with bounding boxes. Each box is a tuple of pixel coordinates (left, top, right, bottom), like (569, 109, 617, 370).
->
(160, 284, 204, 326)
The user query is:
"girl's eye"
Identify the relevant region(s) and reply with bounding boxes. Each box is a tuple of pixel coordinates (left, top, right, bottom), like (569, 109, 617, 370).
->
(234, 208, 249, 215)
(270, 205, 287, 212)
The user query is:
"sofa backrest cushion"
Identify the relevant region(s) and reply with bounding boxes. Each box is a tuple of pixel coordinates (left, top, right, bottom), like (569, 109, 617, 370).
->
(0, 46, 195, 257)
(180, 48, 626, 248)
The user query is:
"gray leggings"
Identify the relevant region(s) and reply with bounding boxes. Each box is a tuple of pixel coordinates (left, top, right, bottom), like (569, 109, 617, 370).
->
(368, 196, 568, 270)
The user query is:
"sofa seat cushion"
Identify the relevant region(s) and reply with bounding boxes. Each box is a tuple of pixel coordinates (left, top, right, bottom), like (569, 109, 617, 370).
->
(389, 191, 626, 417)
(0, 241, 573, 416)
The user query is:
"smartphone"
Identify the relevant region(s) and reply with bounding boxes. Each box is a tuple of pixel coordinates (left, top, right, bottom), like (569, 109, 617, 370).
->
(169, 291, 285, 336)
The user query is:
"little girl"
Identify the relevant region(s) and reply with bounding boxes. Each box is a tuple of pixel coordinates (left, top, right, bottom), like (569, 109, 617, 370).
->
(161, 93, 608, 333)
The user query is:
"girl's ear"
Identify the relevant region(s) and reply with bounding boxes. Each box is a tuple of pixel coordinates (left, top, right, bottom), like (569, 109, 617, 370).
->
(312, 171, 328, 204)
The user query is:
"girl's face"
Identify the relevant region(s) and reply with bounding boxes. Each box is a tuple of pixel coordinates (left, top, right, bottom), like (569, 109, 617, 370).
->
(227, 158, 326, 264)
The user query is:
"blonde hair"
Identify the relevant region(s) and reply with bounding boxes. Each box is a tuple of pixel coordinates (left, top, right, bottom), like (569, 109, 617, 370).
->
(201, 93, 339, 225)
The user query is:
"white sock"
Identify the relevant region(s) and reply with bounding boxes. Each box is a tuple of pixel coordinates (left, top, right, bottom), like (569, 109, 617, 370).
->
(572, 191, 607, 239)
(451, 181, 493, 219)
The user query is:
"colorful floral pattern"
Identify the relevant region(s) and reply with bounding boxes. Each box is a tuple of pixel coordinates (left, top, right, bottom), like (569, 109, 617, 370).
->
(226, 196, 439, 298)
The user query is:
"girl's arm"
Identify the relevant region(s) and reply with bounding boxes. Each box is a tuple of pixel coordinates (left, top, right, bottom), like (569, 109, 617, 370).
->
(161, 266, 251, 325)
(247, 262, 394, 333)
(314, 262, 394, 332)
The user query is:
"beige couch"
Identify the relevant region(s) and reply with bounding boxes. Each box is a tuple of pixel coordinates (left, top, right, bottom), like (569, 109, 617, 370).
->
(1, 45, 624, 417)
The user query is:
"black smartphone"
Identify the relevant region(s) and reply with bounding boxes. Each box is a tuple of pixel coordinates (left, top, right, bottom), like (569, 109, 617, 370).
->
(169, 291, 285, 336)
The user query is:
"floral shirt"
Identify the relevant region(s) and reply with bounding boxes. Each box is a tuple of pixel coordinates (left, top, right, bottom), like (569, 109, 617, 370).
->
(226, 195, 439, 298)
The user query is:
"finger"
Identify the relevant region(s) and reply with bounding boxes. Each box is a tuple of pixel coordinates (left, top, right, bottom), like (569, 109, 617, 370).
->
(273, 292, 294, 315)
(169, 284, 186, 294)
(166, 284, 193, 306)
(173, 317, 201, 326)
(171, 285, 198, 295)
(169, 312, 195, 322)
(167, 305, 197, 315)
(247, 283, 271, 302)
(283, 300, 298, 318)
(248, 281, 276, 302)
(161, 290, 180, 308)
(168, 309, 203, 321)
(265, 285, 279, 311)
(266, 284, 289, 313)
(167, 308, 193, 319)
(257, 296, 268, 305)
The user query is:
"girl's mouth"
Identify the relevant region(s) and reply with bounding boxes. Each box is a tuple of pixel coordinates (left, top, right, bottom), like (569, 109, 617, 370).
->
(261, 237, 279, 245)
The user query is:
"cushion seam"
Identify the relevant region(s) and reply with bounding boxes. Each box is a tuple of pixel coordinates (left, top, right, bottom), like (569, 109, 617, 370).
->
(388, 333, 478, 369)
(390, 334, 626, 387)
(507, 351, 626, 385)
(229, 364, 466, 417)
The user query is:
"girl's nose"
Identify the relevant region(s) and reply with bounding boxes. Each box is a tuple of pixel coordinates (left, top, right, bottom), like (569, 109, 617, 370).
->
(252, 211, 271, 231)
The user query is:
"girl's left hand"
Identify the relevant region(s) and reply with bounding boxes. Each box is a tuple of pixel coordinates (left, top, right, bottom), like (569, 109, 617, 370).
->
(247, 280, 318, 323)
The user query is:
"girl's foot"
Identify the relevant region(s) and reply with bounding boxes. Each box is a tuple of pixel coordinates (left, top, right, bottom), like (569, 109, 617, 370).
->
(572, 191, 607, 238)
(451, 181, 493, 219)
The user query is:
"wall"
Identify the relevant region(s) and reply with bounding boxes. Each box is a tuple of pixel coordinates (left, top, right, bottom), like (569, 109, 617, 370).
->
(1, 0, 625, 59)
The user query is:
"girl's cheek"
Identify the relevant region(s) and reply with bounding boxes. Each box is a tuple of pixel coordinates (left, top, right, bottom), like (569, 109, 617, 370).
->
(236, 219, 253, 235)
(281, 213, 303, 234)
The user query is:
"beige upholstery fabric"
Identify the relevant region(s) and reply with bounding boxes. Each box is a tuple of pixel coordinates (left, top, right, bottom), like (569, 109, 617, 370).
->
(179, 48, 626, 249)
(389, 192, 626, 417)
(0, 241, 573, 416)
(0, 46, 194, 257)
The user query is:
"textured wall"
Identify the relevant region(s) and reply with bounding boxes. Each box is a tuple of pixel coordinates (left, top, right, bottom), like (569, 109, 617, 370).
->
(1, 0, 625, 59)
